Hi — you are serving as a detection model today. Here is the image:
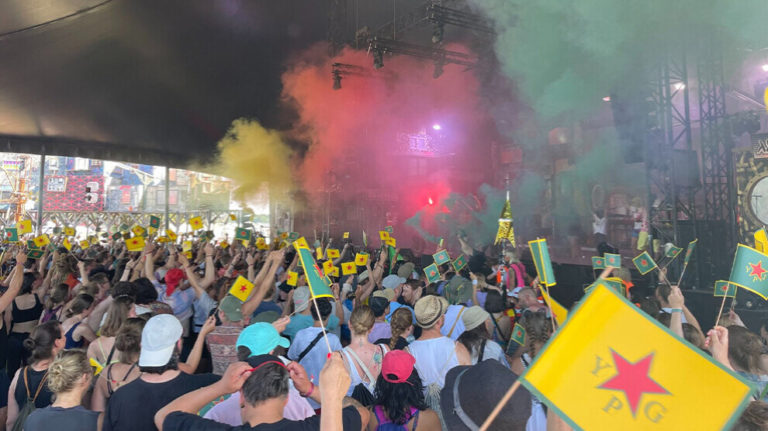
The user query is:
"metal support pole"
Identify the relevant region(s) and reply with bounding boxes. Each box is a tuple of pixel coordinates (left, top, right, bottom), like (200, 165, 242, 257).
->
(37, 151, 46, 235)
(164, 166, 170, 230)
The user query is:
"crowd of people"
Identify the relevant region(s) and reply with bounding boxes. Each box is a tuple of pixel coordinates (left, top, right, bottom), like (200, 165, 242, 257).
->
(0, 231, 767, 430)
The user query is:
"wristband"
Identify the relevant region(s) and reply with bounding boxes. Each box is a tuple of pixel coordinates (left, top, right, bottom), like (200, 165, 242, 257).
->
(472, 279, 478, 286)
(300, 382, 314, 398)
(668, 308, 682, 313)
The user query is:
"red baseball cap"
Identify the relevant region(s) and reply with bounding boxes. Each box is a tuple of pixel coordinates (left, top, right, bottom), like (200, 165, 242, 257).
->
(382, 350, 416, 384)
(164, 268, 186, 296)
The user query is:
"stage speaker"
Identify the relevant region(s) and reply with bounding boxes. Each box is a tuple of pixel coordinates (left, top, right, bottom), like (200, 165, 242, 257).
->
(671, 150, 700, 188)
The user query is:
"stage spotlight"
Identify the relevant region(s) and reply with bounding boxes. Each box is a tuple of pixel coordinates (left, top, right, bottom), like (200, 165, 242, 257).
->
(432, 124, 442, 131)
(373, 49, 384, 69)
(674, 82, 685, 90)
(602, 96, 611, 102)
(428, 197, 434, 205)
(762, 64, 768, 72)
(332, 70, 342, 90)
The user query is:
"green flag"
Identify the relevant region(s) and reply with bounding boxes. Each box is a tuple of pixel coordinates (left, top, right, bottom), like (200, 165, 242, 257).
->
(591, 256, 605, 270)
(424, 263, 441, 284)
(452, 254, 468, 272)
(235, 228, 251, 242)
(604, 253, 621, 268)
(433, 250, 451, 265)
(4, 228, 18, 242)
(296, 247, 334, 299)
(632, 251, 658, 275)
(384, 226, 394, 234)
(666, 245, 683, 259)
(288, 232, 300, 241)
(714, 280, 737, 298)
(149, 216, 161, 229)
(27, 249, 44, 259)
(529, 238, 556, 286)
(27, 239, 38, 250)
(729, 244, 768, 299)
(510, 323, 526, 346)
(111, 232, 122, 241)
(683, 239, 698, 267)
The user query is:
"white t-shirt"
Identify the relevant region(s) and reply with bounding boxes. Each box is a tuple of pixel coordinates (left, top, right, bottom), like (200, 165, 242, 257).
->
(440, 305, 467, 340)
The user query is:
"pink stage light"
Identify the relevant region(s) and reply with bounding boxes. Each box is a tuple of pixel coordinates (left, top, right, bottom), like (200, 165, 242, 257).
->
(432, 124, 442, 130)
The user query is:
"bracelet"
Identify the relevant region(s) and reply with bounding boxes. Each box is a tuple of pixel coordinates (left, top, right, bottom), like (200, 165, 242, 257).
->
(300, 382, 314, 398)
(668, 308, 683, 313)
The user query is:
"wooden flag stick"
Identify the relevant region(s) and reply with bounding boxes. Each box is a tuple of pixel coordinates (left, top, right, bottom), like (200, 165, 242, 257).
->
(310, 296, 333, 355)
(715, 294, 728, 328)
(479, 380, 522, 431)
(675, 264, 688, 287)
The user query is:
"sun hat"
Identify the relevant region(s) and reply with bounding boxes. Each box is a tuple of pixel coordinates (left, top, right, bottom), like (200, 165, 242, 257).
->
(461, 306, 490, 331)
(372, 288, 396, 302)
(413, 295, 448, 328)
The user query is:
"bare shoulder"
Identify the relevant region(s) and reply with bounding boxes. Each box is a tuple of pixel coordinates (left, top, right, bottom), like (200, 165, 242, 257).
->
(417, 409, 441, 430)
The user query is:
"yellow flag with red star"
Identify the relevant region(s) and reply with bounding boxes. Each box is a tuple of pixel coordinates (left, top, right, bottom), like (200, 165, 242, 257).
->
(228, 275, 254, 302)
(521, 284, 752, 430)
(386, 237, 397, 248)
(63, 227, 75, 237)
(287, 271, 298, 287)
(326, 248, 340, 259)
(316, 247, 324, 260)
(341, 262, 356, 276)
(220, 240, 229, 249)
(18, 219, 32, 234)
(33, 234, 50, 248)
(126, 236, 145, 252)
(293, 237, 310, 250)
(132, 225, 146, 237)
(355, 253, 369, 266)
(80, 240, 90, 249)
(322, 259, 335, 275)
(166, 229, 178, 241)
(188, 216, 204, 231)
(62, 238, 72, 251)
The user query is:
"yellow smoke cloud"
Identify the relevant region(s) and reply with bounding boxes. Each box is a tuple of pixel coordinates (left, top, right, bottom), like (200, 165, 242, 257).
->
(210, 118, 294, 204)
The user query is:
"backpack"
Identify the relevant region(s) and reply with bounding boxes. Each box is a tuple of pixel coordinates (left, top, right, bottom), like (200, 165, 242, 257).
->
(374, 405, 420, 431)
(11, 367, 49, 431)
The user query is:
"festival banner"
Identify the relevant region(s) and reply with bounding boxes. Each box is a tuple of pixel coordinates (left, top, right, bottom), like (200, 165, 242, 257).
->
(520, 284, 752, 430)
(728, 244, 768, 299)
(293, 237, 310, 250)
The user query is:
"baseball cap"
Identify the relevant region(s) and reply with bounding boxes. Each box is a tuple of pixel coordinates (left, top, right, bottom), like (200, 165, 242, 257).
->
(461, 306, 490, 331)
(440, 360, 532, 431)
(381, 350, 416, 384)
(139, 314, 183, 367)
(164, 268, 186, 296)
(413, 295, 448, 328)
(293, 286, 310, 313)
(219, 295, 243, 321)
(237, 323, 290, 357)
(382, 274, 406, 290)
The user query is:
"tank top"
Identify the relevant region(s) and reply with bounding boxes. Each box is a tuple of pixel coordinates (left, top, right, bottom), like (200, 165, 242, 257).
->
(407, 337, 458, 390)
(14, 366, 54, 410)
(12, 294, 43, 324)
(342, 344, 389, 396)
(374, 405, 420, 431)
(64, 322, 84, 348)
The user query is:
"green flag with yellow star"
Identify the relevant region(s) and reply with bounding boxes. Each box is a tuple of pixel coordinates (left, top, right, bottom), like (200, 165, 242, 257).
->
(729, 244, 768, 300)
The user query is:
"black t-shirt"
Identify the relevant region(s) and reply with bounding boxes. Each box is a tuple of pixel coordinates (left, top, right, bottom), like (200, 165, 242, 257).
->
(373, 336, 409, 350)
(24, 406, 99, 431)
(103, 372, 220, 431)
(163, 406, 362, 431)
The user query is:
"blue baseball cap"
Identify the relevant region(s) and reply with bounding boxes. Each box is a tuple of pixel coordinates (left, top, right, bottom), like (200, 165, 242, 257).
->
(236, 322, 290, 356)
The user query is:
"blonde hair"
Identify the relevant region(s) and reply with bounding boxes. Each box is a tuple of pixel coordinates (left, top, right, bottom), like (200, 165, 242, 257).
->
(349, 305, 375, 335)
(389, 307, 413, 351)
(47, 350, 92, 394)
(100, 296, 135, 337)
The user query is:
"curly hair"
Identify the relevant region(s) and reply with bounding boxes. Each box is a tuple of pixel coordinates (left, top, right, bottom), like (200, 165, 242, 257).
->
(373, 369, 428, 425)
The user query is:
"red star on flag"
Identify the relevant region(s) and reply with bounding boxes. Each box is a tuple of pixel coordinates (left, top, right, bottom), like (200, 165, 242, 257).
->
(131, 239, 138, 245)
(749, 262, 767, 280)
(598, 350, 669, 415)
(430, 270, 436, 276)
(239, 284, 248, 292)
(641, 259, 647, 265)
(515, 329, 522, 337)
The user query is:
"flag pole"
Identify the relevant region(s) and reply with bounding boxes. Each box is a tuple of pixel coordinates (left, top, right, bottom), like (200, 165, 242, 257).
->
(479, 380, 521, 431)
(310, 296, 334, 355)
(675, 264, 688, 287)
(714, 294, 728, 328)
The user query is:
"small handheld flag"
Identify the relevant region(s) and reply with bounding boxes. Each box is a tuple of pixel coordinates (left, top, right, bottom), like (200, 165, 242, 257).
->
(149, 216, 161, 229)
(384, 226, 394, 234)
(756, 229, 768, 253)
(379, 231, 390, 242)
(714, 280, 737, 298)
(287, 271, 299, 287)
(592, 256, 605, 270)
(4, 228, 18, 242)
(63, 227, 75, 237)
(27, 249, 44, 259)
(229, 213, 237, 221)
(341, 262, 357, 276)
(343, 232, 350, 239)
(293, 237, 310, 250)
(604, 253, 621, 268)
(132, 225, 146, 237)
(182, 241, 192, 252)
(288, 232, 300, 241)
(89, 358, 104, 376)
(228, 276, 254, 302)
(27, 239, 38, 250)
(452, 254, 468, 272)
(433, 250, 451, 265)
(18, 219, 32, 234)
(331, 267, 340, 277)
(80, 240, 90, 249)
(166, 229, 178, 241)
(62, 238, 72, 251)
(111, 232, 122, 241)
(665, 245, 683, 259)
(355, 252, 369, 266)
(540, 288, 567, 326)
(322, 259, 335, 275)
(188, 216, 204, 231)
(33, 234, 50, 248)
(235, 228, 251, 242)
(126, 236, 145, 252)
(424, 263, 441, 284)
(296, 248, 334, 299)
(510, 323, 526, 346)
(632, 251, 658, 275)
(728, 244, 768, 300)
(683, 239, 698, 267)
(90, 235, 100, 246)
(529, 238, 556, 287)
(326, 248, 340, 259)
(220, 240, 229, 249)
(316, 247, 324, 260)
(385, 237, 397, 248)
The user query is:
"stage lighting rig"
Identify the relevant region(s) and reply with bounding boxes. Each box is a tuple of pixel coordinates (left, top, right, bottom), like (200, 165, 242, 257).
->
(427, 4, 496, 35)
(367, 37, 475, 74)
(331, 63, 367, 90)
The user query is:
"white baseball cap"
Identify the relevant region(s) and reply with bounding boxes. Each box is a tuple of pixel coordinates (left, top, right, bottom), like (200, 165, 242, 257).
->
(138, 314, 183, 367)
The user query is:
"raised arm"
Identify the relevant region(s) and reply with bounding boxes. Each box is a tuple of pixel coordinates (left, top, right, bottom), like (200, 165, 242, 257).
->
(0, 251, 27, 313)
(241, 251, 282, 318)
(143, 243, 157, 283)
(201, 243, 216, 289)
(179, 253, 205, 300)
(179, 316, 216, 374)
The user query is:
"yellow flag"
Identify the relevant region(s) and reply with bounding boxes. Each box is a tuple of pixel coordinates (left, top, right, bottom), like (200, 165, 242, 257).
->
(182, 241, 193, 252)
(229, 214, 237, 221)
(89, 236, 100, 246)
(80, 240, 90, 249)
(33, 234, 50, 248)
(323, 259, 335, 275)
(62, 238, 72, 251)
(355, 253, 369, 266)
(188, 216, 204, 231)
(132, 225, 146, 237)
(637, 231, 649, 250)
(540, 288, 568, 326)
(386, 237, 397, 248)
(64, 227, 75, 237)
(379, 231, 390, 241)
(228, 275, 254, 302)
(343, 232, 350, 239)
(316, 247, 324, 260)
(220, 240, 229, 249)
(166, 229, 178, 241)
(756, 228, 768, 253)
(148, 226, 157, 236)
(183, 251, 193, 259)
(287, 271, 298, 287)
(156, 236, 169, 243)
(293, 237, 310, 250)
(327, 248, 340, 259)
(256, 238, 268, 250)
(18, 219, 32, 234)
(331, 267, 340, 277)
(126, 236, 145, 252)
(90, 358, 104, 376)
(341, 262, 356, 275)
(521, 284, 752, 430)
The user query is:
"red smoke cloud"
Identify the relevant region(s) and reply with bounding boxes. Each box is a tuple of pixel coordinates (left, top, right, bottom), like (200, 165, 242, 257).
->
(282, 44, 501, 249)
